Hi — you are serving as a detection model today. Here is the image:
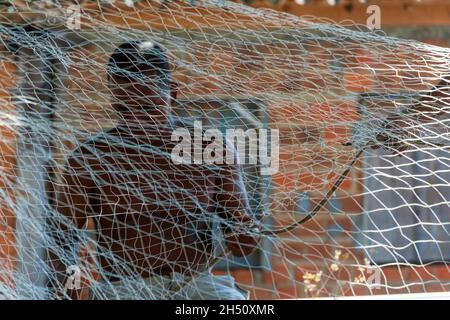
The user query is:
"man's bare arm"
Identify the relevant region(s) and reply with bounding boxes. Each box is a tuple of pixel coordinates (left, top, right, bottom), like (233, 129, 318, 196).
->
(376, 76, 450, 152)
(214, 145, 261, 257)
(48, 156, 92, 299)
(405, 76, 450, 121)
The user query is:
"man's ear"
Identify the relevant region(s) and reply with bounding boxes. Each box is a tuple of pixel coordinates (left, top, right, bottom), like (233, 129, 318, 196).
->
(170, 81, 178, 106)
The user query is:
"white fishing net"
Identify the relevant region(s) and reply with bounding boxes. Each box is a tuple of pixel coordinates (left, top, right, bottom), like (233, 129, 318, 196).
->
(0, 0, 449, 300)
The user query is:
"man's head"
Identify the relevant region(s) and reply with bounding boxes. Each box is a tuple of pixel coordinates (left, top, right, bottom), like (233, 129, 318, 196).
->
(107, 41, 176, 116)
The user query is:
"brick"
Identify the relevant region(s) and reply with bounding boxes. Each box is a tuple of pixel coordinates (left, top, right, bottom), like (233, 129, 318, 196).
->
(304, 43, 333, 73)
(269, 261, 293, 286)
(270, 194, 300, 213)
(397, 69, 430, 91)
(0, 205, 16, 228)
(290, 226, 326, 240)
(322, 126, 351, 145)
(354, 49, 374, 65)
(272, 170, 327, 192)
(338, 195, 364, 213)
(207, 45, 237, 75)
(379, 266, 409, 284)
(326, 171, 354, 192)
(279, 145, 310, 167)
(230, 270, 256, 287)
(263, 269, 276, 286)
(0, 60, 16, 89)
(272, 172, 295, 191)
(333, 102, 360, 122)
(291, 212, 356, 233)
(212, 269, 228, 276)
(269, 102, 308, 125)
(249, 287, 275, 300)
(343, 68, 373, 93)
(187, 75, 230, 97)
(279, 243, 327, 263)
(298, 171, 329, 190)
(278, 129, 312, 147)
(345, 285, 389, 297)
(424, 283, 450, 293)
(425, 38, 450, 47)
(269, 100, 359, 128)
(431, 265, 450, 281)
(0, 238, 16, 260)
(406, 265, 450, 283)
(279, 241, 335, 261)
(275, 285, 301, 299)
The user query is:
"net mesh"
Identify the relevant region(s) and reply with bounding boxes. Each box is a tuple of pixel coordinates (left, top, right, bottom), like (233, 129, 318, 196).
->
(0, 0, 449, 299)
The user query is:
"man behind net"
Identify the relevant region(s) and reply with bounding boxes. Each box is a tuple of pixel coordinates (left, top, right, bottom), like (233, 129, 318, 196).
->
(48, 41, 260, 300)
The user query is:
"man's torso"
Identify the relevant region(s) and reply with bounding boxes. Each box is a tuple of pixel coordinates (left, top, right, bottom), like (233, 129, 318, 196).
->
(71, 126, 219, 280)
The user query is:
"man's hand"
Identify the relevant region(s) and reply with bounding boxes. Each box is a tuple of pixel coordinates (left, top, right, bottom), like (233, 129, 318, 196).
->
(213, 138, 262, 257)
(224, 221, 261, 257)
(373, 114, 418, 155)
(372, 76, 450, 155)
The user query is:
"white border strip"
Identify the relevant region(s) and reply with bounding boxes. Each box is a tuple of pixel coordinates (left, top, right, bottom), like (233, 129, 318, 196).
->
(302, 292, 450, 300)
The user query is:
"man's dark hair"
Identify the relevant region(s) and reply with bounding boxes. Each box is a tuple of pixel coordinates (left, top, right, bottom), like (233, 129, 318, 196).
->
(107, 41, 171, 89)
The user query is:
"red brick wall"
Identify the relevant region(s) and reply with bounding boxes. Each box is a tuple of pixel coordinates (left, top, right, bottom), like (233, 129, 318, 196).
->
(0, 20, 449, 299)
(0, 59, 17, 288)
(212, 38, 450, 299)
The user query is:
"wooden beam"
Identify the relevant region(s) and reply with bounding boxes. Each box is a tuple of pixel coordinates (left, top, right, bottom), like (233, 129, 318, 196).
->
(2, 0, 449, 32)
(0, 0, 284, 31)
(249, 1, 450, 26)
